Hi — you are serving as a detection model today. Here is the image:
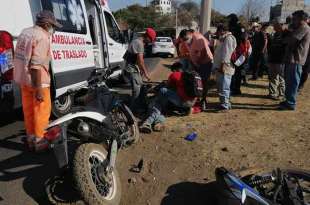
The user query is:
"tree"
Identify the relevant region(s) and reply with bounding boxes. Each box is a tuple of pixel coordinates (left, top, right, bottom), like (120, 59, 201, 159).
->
(211, 9, 226, 26)
(176, 0, 200, 27)
(113, 4, 159, 31)
(239, 0, 268, 22)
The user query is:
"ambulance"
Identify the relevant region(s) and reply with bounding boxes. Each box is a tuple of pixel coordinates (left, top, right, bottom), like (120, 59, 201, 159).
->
(0, 0, 127, 116)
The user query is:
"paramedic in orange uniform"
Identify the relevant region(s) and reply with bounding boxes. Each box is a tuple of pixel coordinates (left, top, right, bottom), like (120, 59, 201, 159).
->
(13, 11, 62, 152)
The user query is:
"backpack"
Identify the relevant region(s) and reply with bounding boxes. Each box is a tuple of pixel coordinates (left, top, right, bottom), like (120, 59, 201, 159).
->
(182, 71, 203, 98)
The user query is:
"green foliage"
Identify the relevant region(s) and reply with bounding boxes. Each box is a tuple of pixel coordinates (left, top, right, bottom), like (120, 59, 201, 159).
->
(113, 4, 153, 30)
(113, 1, 225, 30)
(211, 9, 226, 26)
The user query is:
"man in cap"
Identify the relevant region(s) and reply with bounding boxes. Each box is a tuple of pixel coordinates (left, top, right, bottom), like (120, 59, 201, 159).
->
(14, 10, 62, 152)
(280, 10, 310, 110)
(124, 28, 156, 110)
(267, 19, 286, 100)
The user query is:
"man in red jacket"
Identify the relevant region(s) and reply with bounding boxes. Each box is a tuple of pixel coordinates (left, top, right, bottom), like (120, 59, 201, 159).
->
(140, 71, 196, 133)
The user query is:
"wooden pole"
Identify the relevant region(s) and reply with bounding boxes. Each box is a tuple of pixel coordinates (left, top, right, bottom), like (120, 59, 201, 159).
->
(200, 0, 212, 34)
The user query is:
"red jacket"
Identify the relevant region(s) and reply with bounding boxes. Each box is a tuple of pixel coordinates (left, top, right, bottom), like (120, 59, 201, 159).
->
(231, 40, 251, 63)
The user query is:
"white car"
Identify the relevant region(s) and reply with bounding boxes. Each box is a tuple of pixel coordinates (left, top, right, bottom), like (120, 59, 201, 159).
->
(152, 37, 175, 57)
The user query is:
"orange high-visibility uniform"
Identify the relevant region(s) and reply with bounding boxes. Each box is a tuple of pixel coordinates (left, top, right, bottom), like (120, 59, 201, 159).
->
(13, 26, 52, 138)
(21, 85, 51, 138)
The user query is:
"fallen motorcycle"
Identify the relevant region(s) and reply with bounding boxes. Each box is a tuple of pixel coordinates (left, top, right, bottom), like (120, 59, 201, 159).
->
(215, 167, 310, 205)
(45, 69, 139, 205)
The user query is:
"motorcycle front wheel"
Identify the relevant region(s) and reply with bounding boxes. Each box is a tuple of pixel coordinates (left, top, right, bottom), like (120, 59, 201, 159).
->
(73, 143, 121, 205)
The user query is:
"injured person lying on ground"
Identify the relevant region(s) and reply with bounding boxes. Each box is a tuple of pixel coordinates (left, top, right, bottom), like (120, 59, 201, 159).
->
(139, 71, 197, 133)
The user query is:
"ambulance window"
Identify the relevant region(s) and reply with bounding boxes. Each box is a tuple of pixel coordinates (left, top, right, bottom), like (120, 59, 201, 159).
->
(104, 11, 121, 43)
(89, 15, 97, 45)
(41, 0, 87, 34)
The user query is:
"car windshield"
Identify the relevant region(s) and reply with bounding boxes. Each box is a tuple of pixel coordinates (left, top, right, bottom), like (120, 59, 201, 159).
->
(156, 38, 172, 43)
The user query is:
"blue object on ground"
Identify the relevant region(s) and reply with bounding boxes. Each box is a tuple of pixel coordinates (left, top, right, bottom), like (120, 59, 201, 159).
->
(185, 132, 197, 141)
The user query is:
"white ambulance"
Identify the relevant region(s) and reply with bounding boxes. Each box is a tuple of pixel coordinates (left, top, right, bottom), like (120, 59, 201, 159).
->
(0, 0, 127, 116)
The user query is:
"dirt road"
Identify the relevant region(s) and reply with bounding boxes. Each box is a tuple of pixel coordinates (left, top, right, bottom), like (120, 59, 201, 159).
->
(0, 58, 308, 205)
(117, 58, 310, 205)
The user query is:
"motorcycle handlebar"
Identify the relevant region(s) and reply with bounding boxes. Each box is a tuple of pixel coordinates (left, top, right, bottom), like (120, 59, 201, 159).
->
(66, 67, 118, 95)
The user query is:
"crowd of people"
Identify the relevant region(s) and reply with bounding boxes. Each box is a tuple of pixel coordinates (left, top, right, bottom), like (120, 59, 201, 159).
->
(124, 10, 310, 134)
(12, 9, 310, 149)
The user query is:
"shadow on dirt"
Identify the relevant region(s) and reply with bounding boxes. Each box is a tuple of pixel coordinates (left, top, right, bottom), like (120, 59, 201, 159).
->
(0, 108, 24, 128)
(232, 103, 278, 110)
(0, 134, 83, 204)
(161, 181, 218, 205)
(244, 83, 269, 89)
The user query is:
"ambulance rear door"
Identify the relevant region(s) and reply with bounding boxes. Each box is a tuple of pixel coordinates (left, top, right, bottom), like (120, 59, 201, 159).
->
(41, 0, 96, 98)
(101, 6, 127, 70)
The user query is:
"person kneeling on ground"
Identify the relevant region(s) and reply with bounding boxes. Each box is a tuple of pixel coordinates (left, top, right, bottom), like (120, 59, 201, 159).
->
(140, 71, 196, 133)
(214, 23, 237, 111)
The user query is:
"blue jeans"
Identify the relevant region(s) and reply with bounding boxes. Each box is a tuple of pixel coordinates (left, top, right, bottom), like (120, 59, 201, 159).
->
(284, 63, 302, 108)
(180, 59, 190, 71)
(145, 87, 183, 125)
(217, 72, 232, 109)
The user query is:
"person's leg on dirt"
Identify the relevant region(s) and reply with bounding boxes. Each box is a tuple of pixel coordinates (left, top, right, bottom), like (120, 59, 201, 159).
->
(278, 64, 285, 99)
(217, 72, 232, 110)
(140, 87, 182, 133)
(140, 106, 165, 134)
(241, 62, 249, 85)
(280, 63, 302, 110)
(268, 63, 281, 100)
(197, 62, 212, 111)
(128, 71, 143, 112)
(258, 53, 268, 78)
(231, 65, 243, 96)
(251, 52, 261, 80)
(299, 64, 309, 91)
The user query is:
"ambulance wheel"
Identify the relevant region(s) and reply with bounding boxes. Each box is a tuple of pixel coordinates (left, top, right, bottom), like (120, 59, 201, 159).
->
(52, 95, 73, 118)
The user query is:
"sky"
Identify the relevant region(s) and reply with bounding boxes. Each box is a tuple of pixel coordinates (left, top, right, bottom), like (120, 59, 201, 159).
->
(109, 0, 244, 14)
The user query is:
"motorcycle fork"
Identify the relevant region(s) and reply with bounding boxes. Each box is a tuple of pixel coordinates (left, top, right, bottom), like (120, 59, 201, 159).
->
(97, 139, 118, 182)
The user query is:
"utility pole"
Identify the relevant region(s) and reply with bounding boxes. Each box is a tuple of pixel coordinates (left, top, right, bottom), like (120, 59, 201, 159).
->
(200, 0, 212, 34)
(175, 8, 178, 38)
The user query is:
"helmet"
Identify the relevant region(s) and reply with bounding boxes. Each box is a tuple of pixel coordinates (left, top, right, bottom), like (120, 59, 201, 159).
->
(145, 28, 157, 42)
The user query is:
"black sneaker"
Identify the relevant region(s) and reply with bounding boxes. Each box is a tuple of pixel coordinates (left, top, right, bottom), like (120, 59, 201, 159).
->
(278, 101, 295, 111)
(231, 90, 242, 96)
(139, 123, 152, 134)
(267, 95, 279, 101)
(217, 105, 230, 113)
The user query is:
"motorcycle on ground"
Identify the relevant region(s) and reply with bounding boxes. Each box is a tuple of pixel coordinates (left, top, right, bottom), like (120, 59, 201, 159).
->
(215, 167, 310, 205)
(45, 69, 139, 205)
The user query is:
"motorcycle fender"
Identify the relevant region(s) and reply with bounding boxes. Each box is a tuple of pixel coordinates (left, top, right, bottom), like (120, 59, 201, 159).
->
(48, 111, 107, 128)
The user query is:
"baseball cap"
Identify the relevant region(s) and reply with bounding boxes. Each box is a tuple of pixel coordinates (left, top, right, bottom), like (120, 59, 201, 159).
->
(36, 10, 62, 28)
(145, 28, 157, 42)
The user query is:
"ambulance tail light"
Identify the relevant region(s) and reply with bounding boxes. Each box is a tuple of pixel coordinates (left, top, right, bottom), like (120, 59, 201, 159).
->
(45, 126, 62, 142)
(0, 31, 14, 81)
(2, 69, 13, 82)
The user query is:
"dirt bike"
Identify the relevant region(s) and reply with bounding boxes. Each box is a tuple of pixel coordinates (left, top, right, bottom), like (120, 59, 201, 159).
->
(45, 69, 139, 205)
(215, 167, 310, 205)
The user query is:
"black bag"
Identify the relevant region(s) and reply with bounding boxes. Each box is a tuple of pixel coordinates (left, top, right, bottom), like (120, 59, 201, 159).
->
(182, 71, 203, 98)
